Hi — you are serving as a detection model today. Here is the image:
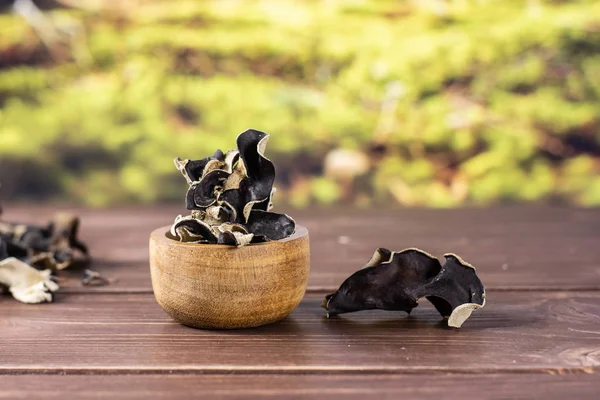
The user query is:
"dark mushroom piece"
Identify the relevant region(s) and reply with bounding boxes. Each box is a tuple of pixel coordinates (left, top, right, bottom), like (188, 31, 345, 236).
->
(81, 269, 113, 287)
(49, 213, 90, 259)
(223, 150, 242, 177)
(185, 169, 230, 210)
(175, 157, 210, 184)
(212, 149, 225, 161)
(17, 224, 54, 252)
(216, 223, 254, 247)
(236, 129, 275, 209)
(1, 221, 50, 251)
(323, 248, 442, 316)
(170, 215, 217, 244)
(0, 236, 59, 304)
(245, 210, 296, 242)
(219, 188, 244, 223)
(323, 248, 485, 328)
(43, 213, 90, 270)
(175, 149, 226, 184)
(199, 205, 233, 226)
(220, 129, 277, 224)
(171, 129, 296, 247)
(0, 204, 91, 302)
(0, 213, 89, 271)
(220, 179, 270, 224)
(0, 232, 29, 260)
(0, 234, 9, 260)
(414, 253, 486, 328)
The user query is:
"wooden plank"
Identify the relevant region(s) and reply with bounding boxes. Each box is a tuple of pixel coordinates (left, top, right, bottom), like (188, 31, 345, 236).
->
(1, 374, 599, 400)
(1, 292, 600, 373)
(3, 205, 600, 293)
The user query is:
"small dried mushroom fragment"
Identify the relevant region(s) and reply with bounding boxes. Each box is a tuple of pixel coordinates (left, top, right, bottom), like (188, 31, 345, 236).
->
(81, 269, 113, 287)
(0, 205, 92, 303)
(323, 248, 486, 328)
(0, 213, 90, 271)
(175, 149, 228, 184)
(216, 224, 254, 247)
(246, 210, 296, 242)
(186, 169, 230, 210)
(170, 129, 296, 247)
(0, 237, 58, 304)
(169, 215, 217, 244)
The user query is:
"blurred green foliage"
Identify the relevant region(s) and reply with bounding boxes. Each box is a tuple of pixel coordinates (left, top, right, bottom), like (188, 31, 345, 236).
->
(0, 0, 599, 207)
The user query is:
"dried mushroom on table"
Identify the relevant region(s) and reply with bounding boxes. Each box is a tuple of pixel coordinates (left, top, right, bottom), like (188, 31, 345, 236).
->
(323, 248, 486, 328)
(0, 206, 90, 304)
(170, 129, 296, 246)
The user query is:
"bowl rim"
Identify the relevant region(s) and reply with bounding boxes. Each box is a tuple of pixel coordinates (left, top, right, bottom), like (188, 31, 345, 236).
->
(150, 224, 308, 249)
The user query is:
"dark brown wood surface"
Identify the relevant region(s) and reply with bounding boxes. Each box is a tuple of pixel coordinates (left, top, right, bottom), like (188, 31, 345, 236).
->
(1, 292, 600, 372)
(5, 205, 600, 292)
(1, 205, 599, 398)
(2, 374, 599, 400)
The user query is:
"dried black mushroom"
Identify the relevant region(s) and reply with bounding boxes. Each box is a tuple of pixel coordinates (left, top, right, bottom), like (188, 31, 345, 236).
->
(170, 215, 217, 244)
(170, 129, 296, 246)
(0, 206, 91, 304)
(0, 213, 90, 271)
(323, 248, 486, 328)
(186, 169, 230, 210)
(216, 223, 254, 247)
(0, 235, 59, 304)
(81, 269, 113, 287)
(246, 210, 296, 242)
(175, 149, 228, 184)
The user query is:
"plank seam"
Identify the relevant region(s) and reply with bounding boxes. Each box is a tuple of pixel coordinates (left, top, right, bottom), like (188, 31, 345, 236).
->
(58, 287, 600, 295)
(0, 366, 597, 376)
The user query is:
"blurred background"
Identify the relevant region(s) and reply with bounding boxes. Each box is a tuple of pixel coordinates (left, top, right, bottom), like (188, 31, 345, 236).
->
(0, 0, 599, 208)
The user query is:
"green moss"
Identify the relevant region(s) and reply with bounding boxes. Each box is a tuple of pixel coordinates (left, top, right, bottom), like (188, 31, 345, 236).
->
(311, 177, 342, 205)
(0, 0, 599, 206)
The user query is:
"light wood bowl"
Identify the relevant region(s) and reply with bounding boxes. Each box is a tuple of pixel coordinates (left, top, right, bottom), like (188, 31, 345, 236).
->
(149, 225, 310, 329)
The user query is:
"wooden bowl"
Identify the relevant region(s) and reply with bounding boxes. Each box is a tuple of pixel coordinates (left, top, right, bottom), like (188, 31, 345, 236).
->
(149, 225, 310, 329)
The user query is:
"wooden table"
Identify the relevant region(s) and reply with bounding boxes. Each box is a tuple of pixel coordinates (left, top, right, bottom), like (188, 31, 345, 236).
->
(2, 205, 599, 399)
